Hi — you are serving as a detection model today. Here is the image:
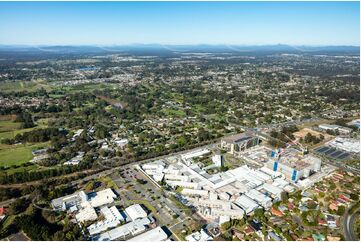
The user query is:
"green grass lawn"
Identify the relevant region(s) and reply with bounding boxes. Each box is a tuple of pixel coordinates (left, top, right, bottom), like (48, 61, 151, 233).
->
(0, 142, 49, 167)
(2, 215, 15, 228)
(0, 120, 22, 133)
(162, 108, 186, 117)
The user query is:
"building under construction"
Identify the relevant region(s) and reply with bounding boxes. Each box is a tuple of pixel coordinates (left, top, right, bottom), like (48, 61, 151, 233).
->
(266, 148, 322, 182)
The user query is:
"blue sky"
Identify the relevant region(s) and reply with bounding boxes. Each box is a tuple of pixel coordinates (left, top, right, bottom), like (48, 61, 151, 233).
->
(0, 1, 359, 46)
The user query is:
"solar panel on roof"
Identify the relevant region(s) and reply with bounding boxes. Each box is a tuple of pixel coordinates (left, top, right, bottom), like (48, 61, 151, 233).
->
(325, 148, 337, 155)
(337, 153, 350, 160)
(316, 146, 329, 153)
(330, 150, 342, 157)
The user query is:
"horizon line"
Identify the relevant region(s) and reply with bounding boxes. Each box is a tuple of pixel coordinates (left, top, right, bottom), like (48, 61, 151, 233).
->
(0, 43, 359, 48)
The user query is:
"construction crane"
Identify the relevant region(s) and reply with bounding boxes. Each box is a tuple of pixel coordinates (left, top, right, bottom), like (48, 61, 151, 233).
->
(280, 132, 308, 155)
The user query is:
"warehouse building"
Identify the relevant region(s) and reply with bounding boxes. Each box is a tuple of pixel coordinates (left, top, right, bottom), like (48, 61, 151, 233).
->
(235, 195, 259, 214)
(128, 226, 168, 241)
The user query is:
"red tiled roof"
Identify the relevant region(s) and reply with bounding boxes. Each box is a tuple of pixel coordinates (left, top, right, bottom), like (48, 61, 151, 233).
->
(0, 207, 6, 215)
(271, 207, 284, 217)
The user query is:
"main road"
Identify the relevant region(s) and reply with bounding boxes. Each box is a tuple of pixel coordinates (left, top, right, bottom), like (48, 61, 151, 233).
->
(343, 206, 359, 241)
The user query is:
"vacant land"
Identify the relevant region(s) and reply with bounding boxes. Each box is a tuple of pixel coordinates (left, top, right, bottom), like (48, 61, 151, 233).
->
(294, 128, 334, 141)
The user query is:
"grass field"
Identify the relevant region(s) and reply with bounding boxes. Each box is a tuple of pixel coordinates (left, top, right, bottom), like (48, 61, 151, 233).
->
(0, 118, 49, 141)
(0, 120, 22, 133)
(0, 142, 49, 167)
(59, 83, 118, 93)
(0, 80, 51, 93)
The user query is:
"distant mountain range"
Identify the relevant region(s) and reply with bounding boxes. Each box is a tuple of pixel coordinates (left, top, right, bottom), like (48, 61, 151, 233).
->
(0, 44, 359, 56)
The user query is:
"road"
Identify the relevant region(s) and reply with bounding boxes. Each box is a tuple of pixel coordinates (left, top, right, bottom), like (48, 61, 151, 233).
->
(343, 207, 359, 241)
(0, 142, 218, 207)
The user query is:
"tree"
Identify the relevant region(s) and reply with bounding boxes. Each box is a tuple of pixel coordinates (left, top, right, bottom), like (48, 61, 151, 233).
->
(254, 208, 265, 221)
(336, 206, 346, 216)
(8, 198, 30, 215)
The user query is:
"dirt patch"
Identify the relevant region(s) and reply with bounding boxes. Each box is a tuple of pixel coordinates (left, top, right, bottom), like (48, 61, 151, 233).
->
(293, 128, 334, 141)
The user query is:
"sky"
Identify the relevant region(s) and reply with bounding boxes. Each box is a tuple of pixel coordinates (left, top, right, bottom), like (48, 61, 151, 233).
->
(0, 1, 359, 46)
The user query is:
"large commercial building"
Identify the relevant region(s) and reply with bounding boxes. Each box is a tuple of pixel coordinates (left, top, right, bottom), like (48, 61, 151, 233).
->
(143, 158, 291, 222)
(51, 188, 116, 212)
(220, 133, 260, 156)
(326, 137, 360, 153)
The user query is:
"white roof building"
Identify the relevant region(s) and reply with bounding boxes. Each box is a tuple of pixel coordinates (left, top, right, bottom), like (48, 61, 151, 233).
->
(93, 217, 151, 241)
(272, 177, 290, 188)
(318, 124, 339, 131)
(51, 190, 88, 211)
(211, 207, 244, 220)
(319, 124, 353, 134)
(327, 137, 360, 153)
(114, 138, 128, 148)
(125, 204, 148, 221)
(235, 195, 259, 214)
(185, 229, 213, 242)
(128, 226, 168, 241)
(164, 174, 190, 182)
(181, 188, 209, 197)
(245, 189, 272, 208)
(257, 183, 283, 200)
(166, 180, 200, 189)
(142, 160, 166, 171)
(259, 167, 282, 179)
(181, 149, 210, 166)
(75, 202, 98, 223)
(89, 188, 117, 208)
(88, 206, 125, 235)
(197, 198, 232, 210)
